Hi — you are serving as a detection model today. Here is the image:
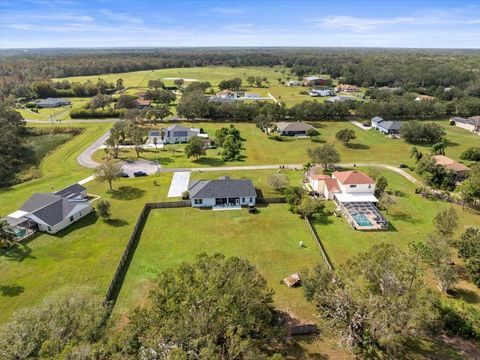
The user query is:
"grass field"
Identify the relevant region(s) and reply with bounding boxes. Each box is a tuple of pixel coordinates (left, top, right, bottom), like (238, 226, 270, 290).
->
(0, 122, 110, 216)
(56, 66, 355, 107)
(17, 97, 91, 121)
(313, 166, 480, 304)
(93, 120, 479, 169)
(113, 205, 321, 323)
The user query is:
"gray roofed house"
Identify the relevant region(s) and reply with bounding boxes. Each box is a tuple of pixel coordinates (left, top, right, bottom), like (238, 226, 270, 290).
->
(162, 124, 201, 144)
(276, 122, 315, 136)
(55, 183, 87, 198)
(376, 120, 403, 135)
(36, 98, 71, 108)
(188, 176, 257, 208)
(451, 116, 480, 134)
(4, 184, 92, 240)
(326, 95, 355, 103)
(371, 116, 384, 127)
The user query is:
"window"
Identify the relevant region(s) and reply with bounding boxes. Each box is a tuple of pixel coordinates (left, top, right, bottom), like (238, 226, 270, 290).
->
(368, 184, 371, 189)
(70, 216, 74, 222)
(194, 199, 199, 204)
(249, 197, 253, 202)
(350, 185, 357, 188)
(199, 199, 203, 204)
(47, 226, 52, 232)
(242, 197, 245, 202)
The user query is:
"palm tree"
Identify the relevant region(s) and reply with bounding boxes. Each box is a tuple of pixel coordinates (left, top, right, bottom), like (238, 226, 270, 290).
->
(0, 218, 13, 247)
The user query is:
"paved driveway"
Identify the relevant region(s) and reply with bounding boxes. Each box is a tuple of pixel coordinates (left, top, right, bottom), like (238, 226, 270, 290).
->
(167, 172, 191, 197)
(122, 160, 160, 177)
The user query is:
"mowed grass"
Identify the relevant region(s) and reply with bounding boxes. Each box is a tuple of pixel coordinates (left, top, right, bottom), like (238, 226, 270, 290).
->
(17, 98, 91, 121)
(0, 173, 173, 324)
(113, 204, 321, 323)
(313, 167, 480, 305)
(93, 120, 479, 169)
(0, 122, 111, 216)
(56, 66, 352, 106)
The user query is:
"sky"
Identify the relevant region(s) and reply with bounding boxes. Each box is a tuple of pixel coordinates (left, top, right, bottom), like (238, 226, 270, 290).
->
(0, 0, 479, 49)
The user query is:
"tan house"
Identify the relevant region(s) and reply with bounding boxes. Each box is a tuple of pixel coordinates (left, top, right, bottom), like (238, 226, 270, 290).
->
(432, 155, 470, 176)
(335, 84, 359, 92)
(415, 95, 435, 101)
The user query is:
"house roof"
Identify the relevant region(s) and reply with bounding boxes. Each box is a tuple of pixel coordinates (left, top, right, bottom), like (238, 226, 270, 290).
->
(163, 124, 199, 136)
(453, 117, 480, 126)
(324, 178, 341, 192)
(277, 122, 315, 132)
(55, 183, 86, 198)
(36, 98, 70, 106)
(208, 96, 236, 103)
(134, 99, 151, 106)
(216, 89, 235, 96)
(432, 155, 470, 172)
(327, 95, 355, 103)
(371, 116, 384, 123)
(304, 76, 325, 81)
(17, 193, 85, 227)
(378, 120, 403, 130)
(148, 130, 161, 137)
(188, 177, 256, 199)
(333, 171, 375, 185)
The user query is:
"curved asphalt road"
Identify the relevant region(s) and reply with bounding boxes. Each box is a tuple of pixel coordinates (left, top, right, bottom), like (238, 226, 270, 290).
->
(77, 130, 110, 168)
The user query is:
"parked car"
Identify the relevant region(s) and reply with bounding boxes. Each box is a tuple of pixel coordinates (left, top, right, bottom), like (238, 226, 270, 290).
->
(399, 164, 408, 168)
(133, 171, 147, 177)
(120, 172, 129, 178)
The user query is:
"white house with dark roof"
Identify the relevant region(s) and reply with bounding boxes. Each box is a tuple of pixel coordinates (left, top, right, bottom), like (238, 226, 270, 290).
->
(36, 98, 71, 108)
(4, 184, 92, 240)
(371, 116, 403, 135)
(188, 176, 256, 209)
(276, 122, 316, 136)
(150, 125, 207, 144)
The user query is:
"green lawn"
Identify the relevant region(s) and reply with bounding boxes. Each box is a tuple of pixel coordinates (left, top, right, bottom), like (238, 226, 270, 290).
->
(17, 97, 91, 121)
(313, 167, 480, 305)
(113, 204, 321, 324)
(56, 66, 359, 106)
(93, 120, 479, 169)
(0, 122, 111, 216)
(0, 173, 173, 324)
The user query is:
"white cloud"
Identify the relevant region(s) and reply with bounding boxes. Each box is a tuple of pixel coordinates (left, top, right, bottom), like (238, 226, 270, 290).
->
(210, 6, 248, 15)
(311, 9, 480, 32)
(99, 9, 143, 24)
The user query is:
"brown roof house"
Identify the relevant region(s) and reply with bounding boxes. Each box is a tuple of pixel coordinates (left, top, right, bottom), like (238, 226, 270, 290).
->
(133, 98, 151, 109)
(303, 76, 328, 87)
(432, 155, 470, 177)
(335, 84, 359, 92)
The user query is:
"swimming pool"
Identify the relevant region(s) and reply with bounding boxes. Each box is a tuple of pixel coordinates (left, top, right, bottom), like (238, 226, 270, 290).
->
(353, 214, 373, 227)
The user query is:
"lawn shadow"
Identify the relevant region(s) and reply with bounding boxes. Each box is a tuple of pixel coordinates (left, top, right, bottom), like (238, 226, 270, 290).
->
(151, 156, 174, 166)
(106, 219, 129, 227)
(450, 287, 480, 304)
(311, 212, 334, 226)
(109, 186, 146, 200)
(310, 137, 326, 144)
(0, 284, 24, 297)
(193, 157, 225, 166)
(312, 123, 327, 129)
(54, 212, 99, 238)
(444, 140, 460, 147)
(389, 211, 420, 224)
(403, 336, 466, 360)
(346, 143, 370, 150)
(0, 240, 36, 262)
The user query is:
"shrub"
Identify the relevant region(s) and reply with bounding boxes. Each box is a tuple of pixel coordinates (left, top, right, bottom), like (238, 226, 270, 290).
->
(181, 191, 189, 200)
(460, 147, 480, 162)
(437, 298, 480, 339)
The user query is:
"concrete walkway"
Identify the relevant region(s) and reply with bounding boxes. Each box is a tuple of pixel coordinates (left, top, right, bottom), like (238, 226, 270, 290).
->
(350, 121, 371, 131)
(167, 172, 191, 197)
